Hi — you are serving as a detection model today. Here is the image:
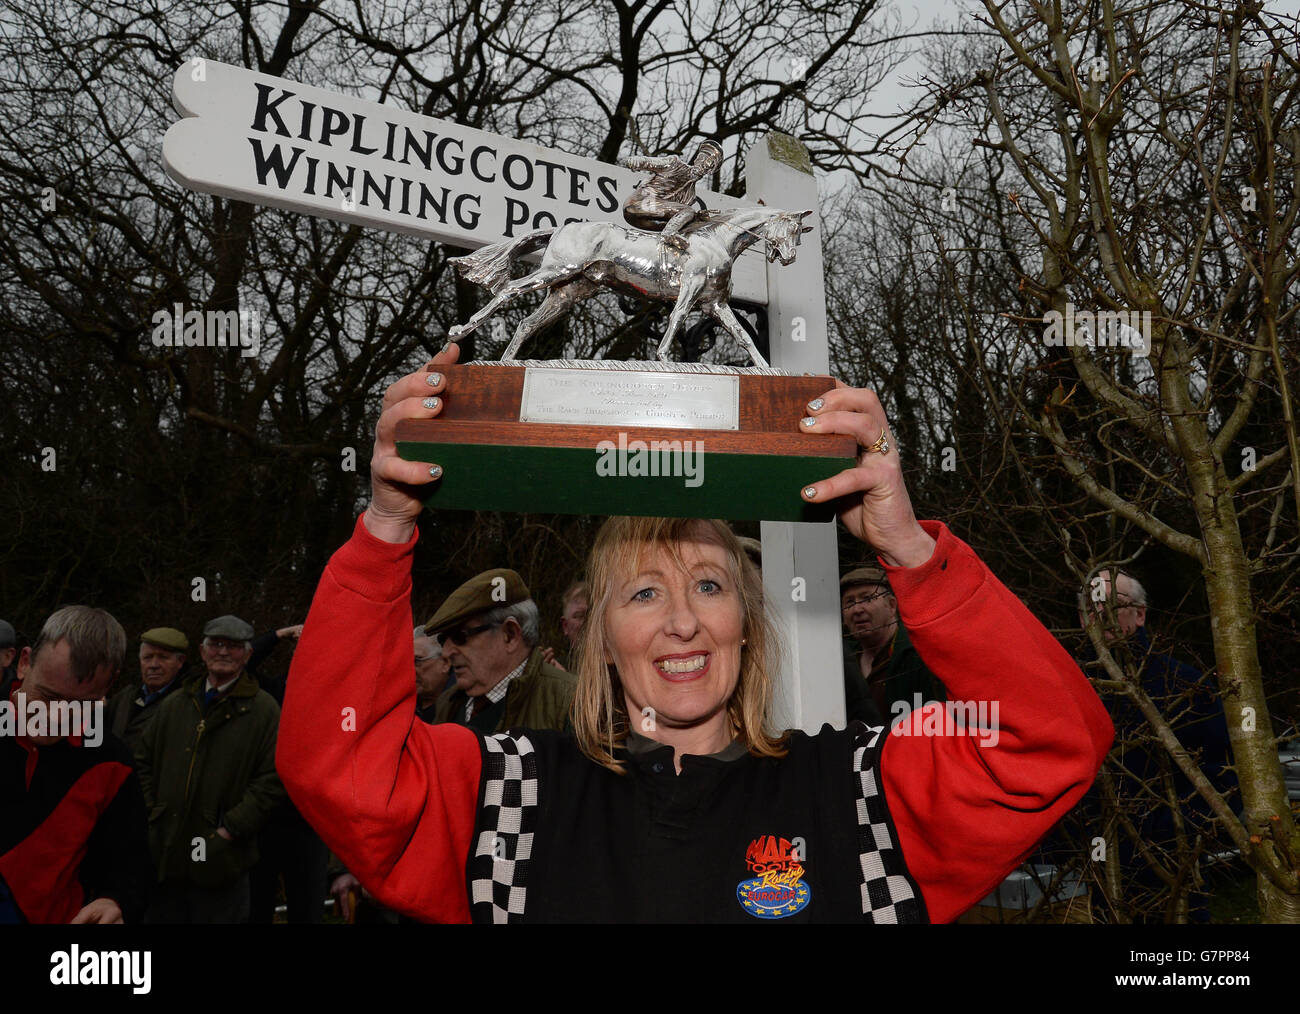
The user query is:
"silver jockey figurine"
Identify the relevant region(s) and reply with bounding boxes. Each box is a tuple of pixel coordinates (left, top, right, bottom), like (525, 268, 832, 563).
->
(619, 141, 723, 251)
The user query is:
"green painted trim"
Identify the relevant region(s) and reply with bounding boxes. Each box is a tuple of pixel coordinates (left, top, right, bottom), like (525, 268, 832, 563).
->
(397, 439, 848, 521)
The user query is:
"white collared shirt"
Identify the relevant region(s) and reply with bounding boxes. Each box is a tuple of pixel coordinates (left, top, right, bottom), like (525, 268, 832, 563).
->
(204, 674, 239, 698)
(464, 657, 528, 723)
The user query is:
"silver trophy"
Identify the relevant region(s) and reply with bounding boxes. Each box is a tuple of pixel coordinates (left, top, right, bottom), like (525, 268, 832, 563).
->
(446, 140, 813, 368)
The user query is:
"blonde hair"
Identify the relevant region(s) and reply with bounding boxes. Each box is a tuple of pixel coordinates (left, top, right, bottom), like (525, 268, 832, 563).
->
(572, 517, 788, 772)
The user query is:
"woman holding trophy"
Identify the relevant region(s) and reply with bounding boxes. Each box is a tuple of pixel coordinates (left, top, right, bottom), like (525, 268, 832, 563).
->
(276, 343, 1112, 923)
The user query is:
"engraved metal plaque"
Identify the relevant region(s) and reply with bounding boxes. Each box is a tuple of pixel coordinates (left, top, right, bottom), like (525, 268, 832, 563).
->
(519, 368, 740, 430)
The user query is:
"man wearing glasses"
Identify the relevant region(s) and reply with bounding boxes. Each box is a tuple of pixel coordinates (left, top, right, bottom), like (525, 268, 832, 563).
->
(425, 569, 576, 735)
(840, 567, 945, 727)
(136, 614, 285, 923)
(1078, 568, 1236, 922)
(413, 628, 452, 724)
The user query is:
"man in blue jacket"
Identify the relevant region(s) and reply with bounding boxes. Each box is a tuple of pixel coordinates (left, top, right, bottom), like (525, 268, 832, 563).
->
(1081, 569, 1237, 922)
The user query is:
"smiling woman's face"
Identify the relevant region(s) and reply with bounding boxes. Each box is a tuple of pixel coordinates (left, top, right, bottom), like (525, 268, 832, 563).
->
(603, 527, 744, 736)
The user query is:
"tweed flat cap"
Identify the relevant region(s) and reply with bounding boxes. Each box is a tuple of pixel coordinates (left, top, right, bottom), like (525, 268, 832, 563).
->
(202, 615, 255, 641)
(840, 566, 890, 592)
(140, 626, 190, 653)
(426, 569, 530, 635)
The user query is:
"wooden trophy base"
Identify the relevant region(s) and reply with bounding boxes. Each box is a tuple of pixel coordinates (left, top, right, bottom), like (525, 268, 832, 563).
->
(395, 363, 857, 521)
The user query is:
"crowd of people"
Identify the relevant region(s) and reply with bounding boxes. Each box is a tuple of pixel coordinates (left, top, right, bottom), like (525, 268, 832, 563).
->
(1, 548, 1230, 924)
(1, 346, 1235, 924)
(0, 566, 590, 924)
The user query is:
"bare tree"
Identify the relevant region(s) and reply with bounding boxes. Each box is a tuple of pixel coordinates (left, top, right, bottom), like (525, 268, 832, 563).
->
(826, 0, 1299, 921)
(0, 0, 911, 661)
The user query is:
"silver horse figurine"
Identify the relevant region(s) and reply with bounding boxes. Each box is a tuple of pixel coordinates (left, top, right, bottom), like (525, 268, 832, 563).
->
(446, 205, 814, 368)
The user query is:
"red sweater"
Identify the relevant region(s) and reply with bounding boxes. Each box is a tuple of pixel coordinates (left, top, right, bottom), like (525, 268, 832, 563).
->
(277, 517, 1111, 923)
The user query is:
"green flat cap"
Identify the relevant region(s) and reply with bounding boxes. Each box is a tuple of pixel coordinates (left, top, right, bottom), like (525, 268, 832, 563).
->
(426, 569, 530, 635)
(840, 566, 889, 592)
(140, 626, 189, 653)
(202, 614, 255, 641)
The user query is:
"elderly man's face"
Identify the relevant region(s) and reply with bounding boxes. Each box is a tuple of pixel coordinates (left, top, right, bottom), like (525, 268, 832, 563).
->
(15, 641, 114, 745)
(560, 595, 588, 650)
(1081, 570, 1146, 640)
(440, 617, 517, 697)
(139, 644, 185, 692)
(414, 636, 450, 698)
(841, 583, 896, 644)
(603, 529, 743, 737)
(200, 637, 251, 684)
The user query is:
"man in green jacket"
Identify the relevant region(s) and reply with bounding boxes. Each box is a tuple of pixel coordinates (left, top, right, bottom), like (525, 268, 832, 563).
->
(427, 569, 576, 735)
(135, 615, 285, 923)
(841, 567, 946, 727)
(104, 626, 189, 759)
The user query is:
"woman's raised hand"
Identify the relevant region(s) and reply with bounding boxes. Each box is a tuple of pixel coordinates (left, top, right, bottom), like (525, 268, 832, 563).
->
(363, 343, 459, 544)
(797, 382, 936, 569)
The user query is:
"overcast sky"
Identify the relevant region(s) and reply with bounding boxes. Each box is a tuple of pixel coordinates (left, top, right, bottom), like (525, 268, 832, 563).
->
(868, 0, 1300, 122)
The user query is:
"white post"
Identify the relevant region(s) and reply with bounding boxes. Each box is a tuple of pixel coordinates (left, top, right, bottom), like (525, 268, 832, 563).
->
(745, 134, 844, 733)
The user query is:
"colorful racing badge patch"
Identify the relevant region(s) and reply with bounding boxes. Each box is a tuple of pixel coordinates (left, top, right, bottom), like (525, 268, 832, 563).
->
(737, 834, 811, 919)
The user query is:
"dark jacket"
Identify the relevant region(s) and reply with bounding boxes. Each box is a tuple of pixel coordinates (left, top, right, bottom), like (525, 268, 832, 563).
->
(105, 677, 185, 760)
(433, 646, 576, 734)
(135, 670, 286, 888)
(2, 723, 152, 924)
(247, 630, 288, 703)
(1086, 626, 1237, 831)
(843, 624, 946, 726)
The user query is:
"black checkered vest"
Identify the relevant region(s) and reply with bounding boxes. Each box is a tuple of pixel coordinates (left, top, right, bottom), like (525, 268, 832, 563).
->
(464, 722, 928, 923)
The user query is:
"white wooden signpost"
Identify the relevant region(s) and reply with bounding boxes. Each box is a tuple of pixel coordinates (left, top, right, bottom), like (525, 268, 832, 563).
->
(162, 58, 844, 731)
(163, 59, 768, 301)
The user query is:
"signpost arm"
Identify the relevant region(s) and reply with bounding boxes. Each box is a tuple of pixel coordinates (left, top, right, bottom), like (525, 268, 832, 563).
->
(744, 134, 845, 733)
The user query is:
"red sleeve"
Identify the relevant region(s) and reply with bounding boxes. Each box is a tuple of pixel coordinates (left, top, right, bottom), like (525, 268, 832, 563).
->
(276, 515, 481, 923)
(879, 521, 1113, 924)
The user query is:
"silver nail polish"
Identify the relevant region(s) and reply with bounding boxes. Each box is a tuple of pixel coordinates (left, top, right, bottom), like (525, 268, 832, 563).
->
(807, 398, 824, 411)
(422, 397, 440, 410)
(426, 372, 442, 387)
(803, 486, 817, 499)
(801, 416, 817, 427)
(429, 465, 443, 479)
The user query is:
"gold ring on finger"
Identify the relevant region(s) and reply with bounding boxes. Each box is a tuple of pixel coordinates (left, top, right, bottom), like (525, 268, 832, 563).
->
(865, 427, 891, 455)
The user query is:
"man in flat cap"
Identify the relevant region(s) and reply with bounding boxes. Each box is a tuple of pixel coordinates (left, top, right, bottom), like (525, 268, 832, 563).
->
(105, 627, 190, 758)
(841, 567, 945, 726)
(427, 569, 576, 734)
(135, 614, 285, 923)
